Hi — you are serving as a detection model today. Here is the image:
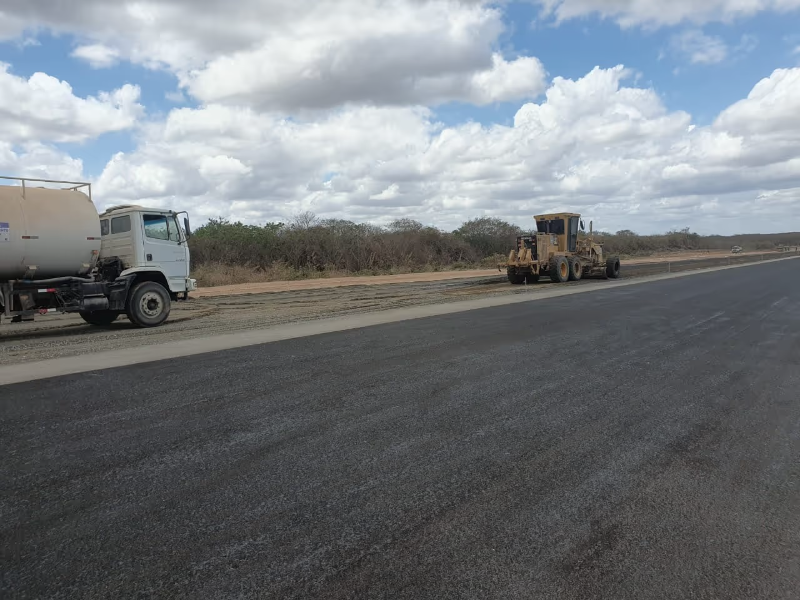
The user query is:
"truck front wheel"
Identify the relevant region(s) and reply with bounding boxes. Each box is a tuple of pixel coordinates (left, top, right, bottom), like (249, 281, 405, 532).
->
(127, 282, 171, 328)
(80, 310, 119, 326)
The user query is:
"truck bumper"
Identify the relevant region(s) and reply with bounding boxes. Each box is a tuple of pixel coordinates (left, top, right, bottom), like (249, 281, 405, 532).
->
(186, 278, 197, 292)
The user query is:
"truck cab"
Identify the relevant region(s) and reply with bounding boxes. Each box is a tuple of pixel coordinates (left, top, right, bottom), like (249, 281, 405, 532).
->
(99, 205, 196, 298)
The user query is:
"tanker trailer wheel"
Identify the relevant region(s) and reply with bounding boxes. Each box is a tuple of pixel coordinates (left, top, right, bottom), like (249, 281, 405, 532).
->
(507, 269, 526, 285)
(80, 310, 119, 327)
(549, 256, 570, 283)
(568, 258, 583, 281)
(127, 281, 171, 328)
(606, 256, 621, 279)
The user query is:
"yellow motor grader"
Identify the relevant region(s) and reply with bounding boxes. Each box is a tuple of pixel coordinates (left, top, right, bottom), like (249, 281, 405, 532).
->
(500, 213, 621, 284)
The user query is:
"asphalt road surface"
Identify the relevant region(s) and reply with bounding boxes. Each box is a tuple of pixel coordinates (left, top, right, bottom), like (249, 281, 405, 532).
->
(2, 259, 799, 599)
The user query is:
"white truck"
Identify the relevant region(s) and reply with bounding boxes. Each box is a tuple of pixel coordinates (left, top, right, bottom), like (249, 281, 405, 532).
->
(0, 176, 196, 328)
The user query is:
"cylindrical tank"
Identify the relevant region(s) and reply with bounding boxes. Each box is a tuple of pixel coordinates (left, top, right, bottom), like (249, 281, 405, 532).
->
(0, 185, 101, 281)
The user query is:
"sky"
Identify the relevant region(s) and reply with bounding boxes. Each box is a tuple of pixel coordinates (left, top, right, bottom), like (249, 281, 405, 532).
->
(0, 1, 799, 235)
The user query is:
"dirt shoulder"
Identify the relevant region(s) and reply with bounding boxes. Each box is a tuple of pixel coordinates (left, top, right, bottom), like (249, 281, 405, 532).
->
(194, 250, 770, 298)
(191, 269, 498, 298)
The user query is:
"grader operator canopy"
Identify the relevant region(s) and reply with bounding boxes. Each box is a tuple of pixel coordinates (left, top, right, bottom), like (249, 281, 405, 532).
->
(535, 214, 581, 253)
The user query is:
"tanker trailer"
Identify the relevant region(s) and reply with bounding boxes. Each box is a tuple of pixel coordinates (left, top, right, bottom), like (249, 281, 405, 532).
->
(0, 176, 196, 328)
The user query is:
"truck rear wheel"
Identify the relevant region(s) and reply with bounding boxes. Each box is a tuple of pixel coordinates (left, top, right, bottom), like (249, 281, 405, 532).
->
(549, 256, 570, 283)
(80, 310, 119, 326)
(568, 258, 583, 281)
(606, 256, 621, 279)
(127, 282, 171, 328)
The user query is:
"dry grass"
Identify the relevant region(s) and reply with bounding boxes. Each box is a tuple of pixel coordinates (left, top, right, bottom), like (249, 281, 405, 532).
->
(191, 263, 338, 287)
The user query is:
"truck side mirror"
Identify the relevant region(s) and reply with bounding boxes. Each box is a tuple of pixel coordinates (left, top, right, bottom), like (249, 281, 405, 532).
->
(580, 220, 585, 231)
(184, 217, 192, 238)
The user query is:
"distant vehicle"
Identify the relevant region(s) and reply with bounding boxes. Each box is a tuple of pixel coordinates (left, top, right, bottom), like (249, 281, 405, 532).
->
(0, 176, 196, 328)
(500, 212, 621, 284)
(731, 246, 743, 254)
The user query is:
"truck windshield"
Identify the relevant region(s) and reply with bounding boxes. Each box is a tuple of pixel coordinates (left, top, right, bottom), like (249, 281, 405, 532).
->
(143, 215, 170, 241)
(144, 214, 181, 243)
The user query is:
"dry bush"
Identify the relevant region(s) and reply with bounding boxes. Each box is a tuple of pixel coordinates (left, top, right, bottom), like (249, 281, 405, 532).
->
(189, 216, 800, 286)
(595, 228, 800, 257)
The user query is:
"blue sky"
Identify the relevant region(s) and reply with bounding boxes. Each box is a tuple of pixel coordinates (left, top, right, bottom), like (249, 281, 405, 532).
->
(0, 0, 798, 234)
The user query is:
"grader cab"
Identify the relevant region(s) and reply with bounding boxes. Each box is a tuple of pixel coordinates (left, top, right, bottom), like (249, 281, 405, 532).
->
(501, 213, 621, 285)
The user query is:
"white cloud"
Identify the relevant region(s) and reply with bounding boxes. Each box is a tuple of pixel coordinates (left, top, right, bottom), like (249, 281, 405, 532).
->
(0, 63, 143, 143)
(90, 66, 800, 234)
(714, 68, 800, 137)
(71, 43, 121, 68)
(0, 1, 545, 110)
(535, 0, 800, 27)
(182, 4, 545, 110)
(467, 55, 548, 105)
(188, 44, 545, 110)
(198, 155, 252, 178)
(0, 142, 86, 182)
(671, 29, 728, 64)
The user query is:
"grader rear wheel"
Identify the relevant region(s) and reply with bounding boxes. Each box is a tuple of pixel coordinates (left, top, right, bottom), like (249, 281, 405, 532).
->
(606, 256, 621, 279)
(568, 258, 583, 281)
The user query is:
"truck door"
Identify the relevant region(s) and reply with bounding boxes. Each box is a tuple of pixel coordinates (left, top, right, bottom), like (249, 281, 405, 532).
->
(141, 213, 189, 292)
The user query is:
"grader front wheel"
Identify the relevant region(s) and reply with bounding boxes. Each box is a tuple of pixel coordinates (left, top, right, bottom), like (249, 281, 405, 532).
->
(507, 269, 526, 285)
(549, 256, 570, 283)
(525, 272, 540, 284)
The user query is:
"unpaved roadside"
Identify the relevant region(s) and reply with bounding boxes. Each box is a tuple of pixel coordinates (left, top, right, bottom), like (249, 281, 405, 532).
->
(192, 269, 500, 298)
(194, 250, 768, 298)
(0, 252, 790, 367)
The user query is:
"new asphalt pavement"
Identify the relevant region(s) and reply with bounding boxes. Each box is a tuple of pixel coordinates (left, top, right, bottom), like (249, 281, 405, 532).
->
(2, 259, 799, 599)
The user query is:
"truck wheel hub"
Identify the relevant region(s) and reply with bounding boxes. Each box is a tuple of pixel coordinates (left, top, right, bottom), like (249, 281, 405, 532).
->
(140, 292, 162, 317)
